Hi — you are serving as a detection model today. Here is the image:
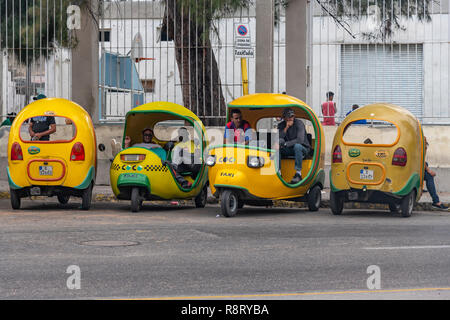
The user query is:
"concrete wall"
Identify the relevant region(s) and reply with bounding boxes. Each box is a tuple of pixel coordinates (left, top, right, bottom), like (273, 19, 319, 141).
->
(311, 14, 450, 124)
(1, 124, 450, 190)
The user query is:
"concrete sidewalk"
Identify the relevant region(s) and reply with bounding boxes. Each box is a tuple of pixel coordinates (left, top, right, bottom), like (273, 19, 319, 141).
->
(0, 184, 449, 212)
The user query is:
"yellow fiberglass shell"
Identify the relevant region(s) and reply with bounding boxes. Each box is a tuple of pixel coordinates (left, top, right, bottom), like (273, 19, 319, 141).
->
(110, 101, 208, 200)
(330, 103, 425, 200)
(208, 93, 325, 200)
(7, 98, 97, 190)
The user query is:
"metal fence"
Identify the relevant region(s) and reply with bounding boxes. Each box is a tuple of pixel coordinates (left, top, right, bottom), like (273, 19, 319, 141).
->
(1, 0, 449, 125)
(98, 0, 286, 124)
(0, 0, 72, 118)
(310, 0, 450, 125)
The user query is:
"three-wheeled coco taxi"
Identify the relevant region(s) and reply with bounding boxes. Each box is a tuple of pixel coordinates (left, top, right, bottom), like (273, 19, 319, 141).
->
(329, 103, 425, 217)
(110, 102, 208, 212)
(7, 98, 97, 210)
(207, 93, 325, 217)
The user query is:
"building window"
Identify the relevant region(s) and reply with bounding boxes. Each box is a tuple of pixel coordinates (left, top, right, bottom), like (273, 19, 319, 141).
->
(99, 30, 111, 42)
(340, 44, 423, 119)
(141, 79, 156, 93)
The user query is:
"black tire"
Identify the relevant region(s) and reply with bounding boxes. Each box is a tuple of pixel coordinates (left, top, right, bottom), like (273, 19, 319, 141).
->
(81, 183, 93, 211)
(220, 190, 239, 217)
(330, 191, 344, 215)
(238, 200, 244, 209)
(307, 185, 322, 211)
(389, 202, 399, 213)
(194, 186, 207, 208)
(57, 194, 70, 205)
(131, 187, 141, 213)
(10, 188, 21, 210)
(400, 190, 416, 218)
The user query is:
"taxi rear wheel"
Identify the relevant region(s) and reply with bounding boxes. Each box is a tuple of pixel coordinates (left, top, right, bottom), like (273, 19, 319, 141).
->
(194, 186, 207, 208)
(330, 191, 344, 215)
(131, 187, 141, 212)
(10, 189, 21, 210)
(81, 183, 93, 211)
(401, 190, 415, 218)
(307, 185, 322, 211)
(220, 190, 239, 217)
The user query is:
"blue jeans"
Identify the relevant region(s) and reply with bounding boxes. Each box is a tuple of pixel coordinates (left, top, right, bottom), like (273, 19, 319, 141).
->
(424, 170, 440, 204)
(280, 143, 309, 172)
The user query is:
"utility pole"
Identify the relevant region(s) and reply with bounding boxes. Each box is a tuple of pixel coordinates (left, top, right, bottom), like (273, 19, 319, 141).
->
(255, 0, 274, 94)
(286, 0, 309, 101)
(71, 0, 99, 123)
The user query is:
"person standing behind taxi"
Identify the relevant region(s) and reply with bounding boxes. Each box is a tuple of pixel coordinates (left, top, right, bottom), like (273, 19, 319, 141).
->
(321, 91, 337, 126)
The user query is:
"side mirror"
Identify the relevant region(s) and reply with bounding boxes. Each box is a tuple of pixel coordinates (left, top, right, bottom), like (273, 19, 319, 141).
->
(98, 143, 106, 152)
(110, 138, 122, 158)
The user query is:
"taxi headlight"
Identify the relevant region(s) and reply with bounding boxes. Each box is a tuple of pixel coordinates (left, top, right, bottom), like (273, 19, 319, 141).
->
(247, 156, 265, 168)
(206, 155, 216, 166)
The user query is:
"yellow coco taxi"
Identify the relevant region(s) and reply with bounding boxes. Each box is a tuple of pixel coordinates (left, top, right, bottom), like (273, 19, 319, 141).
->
(207, 93, 325, 217)
(110, 102, 208, 212)
(329, 103, 425, 217)
(7, 98, 97, 210)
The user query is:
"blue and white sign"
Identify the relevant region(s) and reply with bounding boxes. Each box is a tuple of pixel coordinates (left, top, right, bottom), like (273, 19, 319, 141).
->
(234, 23, 254, 59)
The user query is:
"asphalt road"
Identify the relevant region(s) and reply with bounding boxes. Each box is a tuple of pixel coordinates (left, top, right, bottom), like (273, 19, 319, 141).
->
(0, 198, 450, 300)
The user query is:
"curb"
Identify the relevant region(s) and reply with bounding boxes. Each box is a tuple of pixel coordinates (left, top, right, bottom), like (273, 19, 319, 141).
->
(0, 192, 445, 212)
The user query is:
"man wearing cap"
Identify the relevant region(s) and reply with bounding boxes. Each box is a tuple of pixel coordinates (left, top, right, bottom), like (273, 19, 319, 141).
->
(277, 108, 311, 184)
(321, 91, 337, 126)
(124, 128, 161, 149)
(28, 94, 57, 141)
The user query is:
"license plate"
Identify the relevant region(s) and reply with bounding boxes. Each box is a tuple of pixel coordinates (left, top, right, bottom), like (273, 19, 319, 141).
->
(360, 169, 374, 180)
(39, 165, 53, 176)
(348, 191, 358, 201)
(30, 187, 41, 196)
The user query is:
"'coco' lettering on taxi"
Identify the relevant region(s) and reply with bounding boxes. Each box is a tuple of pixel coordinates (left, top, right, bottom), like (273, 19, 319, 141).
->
(218, 157, 235, 163)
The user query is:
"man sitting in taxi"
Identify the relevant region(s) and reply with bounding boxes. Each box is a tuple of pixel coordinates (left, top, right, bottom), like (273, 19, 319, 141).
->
(224, 108, 253, 145)
(170, 127, 202, 189)
(277, 108, 311, 184)
(124, 128, 162, 150)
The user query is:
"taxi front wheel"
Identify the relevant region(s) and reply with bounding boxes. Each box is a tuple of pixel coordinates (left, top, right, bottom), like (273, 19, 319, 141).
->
(220, 190, 239, 217)
(57, 194, 70, 205)
(131, 187, 142, 213)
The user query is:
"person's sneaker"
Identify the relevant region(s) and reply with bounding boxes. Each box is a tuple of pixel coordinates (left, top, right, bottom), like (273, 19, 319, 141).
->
(181, 180, 192, 189)
(432, 203, 449, 210)
(289, 173, 302, 184)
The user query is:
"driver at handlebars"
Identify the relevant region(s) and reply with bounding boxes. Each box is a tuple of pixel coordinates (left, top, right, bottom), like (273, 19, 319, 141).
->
(224, 108, 255, 145)
(124, 128, 161, 149)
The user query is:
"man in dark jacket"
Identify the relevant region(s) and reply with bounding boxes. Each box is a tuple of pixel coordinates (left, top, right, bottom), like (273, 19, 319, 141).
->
(278, 108, 311, 184)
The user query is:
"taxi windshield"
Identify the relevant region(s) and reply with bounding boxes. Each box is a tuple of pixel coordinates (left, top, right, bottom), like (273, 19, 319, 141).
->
(342, 120, 399, 146)
(19, 116, 76, 142)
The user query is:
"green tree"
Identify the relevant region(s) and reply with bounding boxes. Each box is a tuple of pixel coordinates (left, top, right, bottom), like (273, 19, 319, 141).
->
(162, 0, 251, 126)
(0, 0, 95, 102)
(163, 0, 434, 125)
(316, 0, 435, 41)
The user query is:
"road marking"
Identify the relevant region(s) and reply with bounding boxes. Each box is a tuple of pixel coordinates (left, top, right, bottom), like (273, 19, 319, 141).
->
(124, 287, 450, 300)
(364, 245, 450, 250)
